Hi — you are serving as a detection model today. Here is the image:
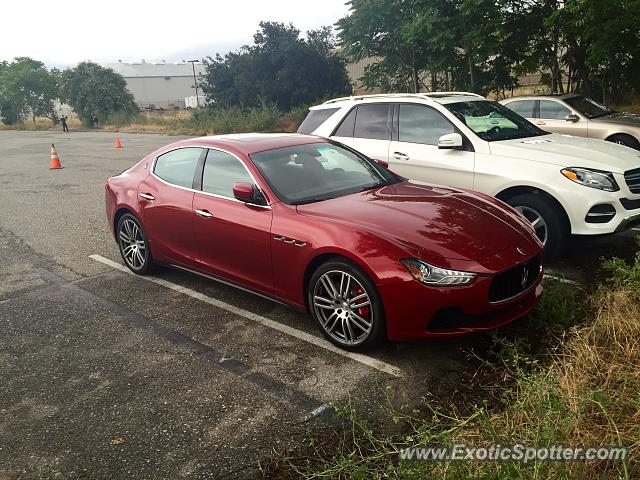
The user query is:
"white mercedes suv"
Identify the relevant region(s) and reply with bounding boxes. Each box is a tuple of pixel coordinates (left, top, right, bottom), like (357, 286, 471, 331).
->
(299, 92, 640, 258)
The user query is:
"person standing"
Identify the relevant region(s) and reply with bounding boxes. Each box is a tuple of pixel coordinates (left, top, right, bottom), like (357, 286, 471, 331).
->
(60, 115, 69, 133)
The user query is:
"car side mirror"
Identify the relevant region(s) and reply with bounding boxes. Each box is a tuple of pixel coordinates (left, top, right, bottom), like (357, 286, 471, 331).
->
(565, 114, 579, 123)
(438, 133, 463, 150)
(233, 182, 257, 203)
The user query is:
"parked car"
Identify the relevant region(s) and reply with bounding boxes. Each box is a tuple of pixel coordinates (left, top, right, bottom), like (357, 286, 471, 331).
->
(500, 93, 640, 150)
(105, 133, 543, 350)
(300, 93, 640, 259)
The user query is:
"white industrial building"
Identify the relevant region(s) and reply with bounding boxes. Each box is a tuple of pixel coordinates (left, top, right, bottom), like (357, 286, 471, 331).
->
(105, 61, 206, 110)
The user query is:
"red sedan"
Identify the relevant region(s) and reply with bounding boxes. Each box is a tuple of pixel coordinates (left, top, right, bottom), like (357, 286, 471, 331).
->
(105, 133, 543, 350)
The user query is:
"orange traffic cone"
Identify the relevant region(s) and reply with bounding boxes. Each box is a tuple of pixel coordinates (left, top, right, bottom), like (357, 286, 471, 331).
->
(115, 137, 122, 148)
(50, 144, 63, 170)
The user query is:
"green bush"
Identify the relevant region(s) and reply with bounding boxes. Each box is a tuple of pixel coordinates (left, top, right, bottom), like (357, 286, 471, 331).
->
(602, 236, 640, 290)
(191, 102, 285, 133)
(104, 110, 144, 127)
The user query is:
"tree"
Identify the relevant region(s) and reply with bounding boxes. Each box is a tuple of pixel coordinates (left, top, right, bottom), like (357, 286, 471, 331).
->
(338, 0, 434, 93)
(0, 57, 58, 124)
(338, 0, 518, 95)
(59, 62, 137, 126)
(201, 22, 352, 110)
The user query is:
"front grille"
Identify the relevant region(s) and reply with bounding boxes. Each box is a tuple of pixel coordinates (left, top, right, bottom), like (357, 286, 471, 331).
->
(488, 255, 541, 303)
(625, 168, 640, 194)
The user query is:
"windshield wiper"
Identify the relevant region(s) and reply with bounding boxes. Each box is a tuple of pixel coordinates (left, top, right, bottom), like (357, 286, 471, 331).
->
(291, 196, 335, 205)
(361, 181, 388, 191)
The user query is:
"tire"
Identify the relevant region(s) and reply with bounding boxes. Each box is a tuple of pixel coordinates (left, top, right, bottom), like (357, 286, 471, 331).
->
(308, 259, 386, 351)
(116, 213, 154, 274)
(505, 193, 568, 261)
(607, 134, 640, 151)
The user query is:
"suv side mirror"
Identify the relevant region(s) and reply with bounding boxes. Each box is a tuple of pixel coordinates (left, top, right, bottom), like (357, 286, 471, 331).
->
(438, 133, 463, 150)
(233, 182, 257, 203)
(565, 114, 580, 123)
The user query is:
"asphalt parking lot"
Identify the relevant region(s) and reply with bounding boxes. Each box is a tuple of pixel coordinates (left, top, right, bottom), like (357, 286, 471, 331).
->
(1, 130, 638, 479)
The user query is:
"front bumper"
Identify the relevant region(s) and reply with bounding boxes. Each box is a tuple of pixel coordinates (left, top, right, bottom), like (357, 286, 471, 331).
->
(566, 173, 640, 235)
(379, 259, 543, 341)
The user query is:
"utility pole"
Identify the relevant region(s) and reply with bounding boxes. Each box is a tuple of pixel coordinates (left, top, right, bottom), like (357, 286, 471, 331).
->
(188, 59, 200, 108)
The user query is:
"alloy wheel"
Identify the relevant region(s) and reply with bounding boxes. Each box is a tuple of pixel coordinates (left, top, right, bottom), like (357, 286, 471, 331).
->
(118, 218, 147, 270)
(515, 205, 548, 245)
(312, 270, 373, 346)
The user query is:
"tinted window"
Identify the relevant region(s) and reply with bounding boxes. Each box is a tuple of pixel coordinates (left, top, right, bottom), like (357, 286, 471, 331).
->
(539, 100, 571, 120)
(297, 108, 339, 134)
(202, 149, 253, 198)
(250, 142, 399, 205)
(354, 104, 390, 140)
(154, 147, 202, 188)
(334, 107, 357, 137)
(564, 95, 613, 119)
(506, 100, 535, 118)
(399, 104, 455, 145)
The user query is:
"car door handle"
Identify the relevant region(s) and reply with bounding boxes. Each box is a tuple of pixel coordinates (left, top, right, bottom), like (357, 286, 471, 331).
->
(535, 120, 546, 126)
(393, 151, 409, 161)
(195, 209, 213, 218)
(139, 192, 155, 201)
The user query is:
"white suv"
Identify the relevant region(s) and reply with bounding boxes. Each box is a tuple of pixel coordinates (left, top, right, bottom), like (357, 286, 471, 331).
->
(299, 93, 640, 258)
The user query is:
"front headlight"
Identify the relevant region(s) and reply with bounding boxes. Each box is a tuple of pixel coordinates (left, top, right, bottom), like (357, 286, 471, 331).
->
(400, 258, 476, 286)
(561, 167, 619, 192)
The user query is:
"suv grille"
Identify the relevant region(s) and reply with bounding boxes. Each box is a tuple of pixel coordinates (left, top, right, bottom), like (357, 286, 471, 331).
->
(625, 168, 640, 194)
(488, 255, 541, 303)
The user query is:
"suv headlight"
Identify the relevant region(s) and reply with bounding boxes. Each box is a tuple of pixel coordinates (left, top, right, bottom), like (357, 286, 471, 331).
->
(400, 259, 476, 286)
(561, 168, 619, 192)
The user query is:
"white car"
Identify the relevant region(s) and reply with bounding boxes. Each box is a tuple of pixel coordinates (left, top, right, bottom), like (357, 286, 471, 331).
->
(299, 92, 640, 258)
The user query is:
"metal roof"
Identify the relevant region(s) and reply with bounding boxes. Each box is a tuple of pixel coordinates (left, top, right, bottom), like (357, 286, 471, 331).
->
(105, 62, 206, 78)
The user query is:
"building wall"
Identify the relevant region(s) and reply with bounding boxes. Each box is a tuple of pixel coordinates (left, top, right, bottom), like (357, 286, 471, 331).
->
(105, 62, 205, 109)
(123, 76, 198, 109)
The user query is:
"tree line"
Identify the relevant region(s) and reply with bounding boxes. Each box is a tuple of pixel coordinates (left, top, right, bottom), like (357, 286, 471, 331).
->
(0, 59, 136, 126)
(338, 0, 640, 102)
(1, 0, 638, 126)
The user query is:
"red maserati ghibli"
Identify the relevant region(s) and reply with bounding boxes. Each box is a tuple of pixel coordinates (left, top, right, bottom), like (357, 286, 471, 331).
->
(104, 133, 543, 350)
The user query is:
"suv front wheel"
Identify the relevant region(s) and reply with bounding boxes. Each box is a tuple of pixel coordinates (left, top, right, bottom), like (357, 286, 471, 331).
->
(505, 193, 567, 260)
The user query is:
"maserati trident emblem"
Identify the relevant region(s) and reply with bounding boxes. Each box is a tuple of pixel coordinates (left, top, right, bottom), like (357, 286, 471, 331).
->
(516, 247, 527, 256)
(521, 266, 529, 289)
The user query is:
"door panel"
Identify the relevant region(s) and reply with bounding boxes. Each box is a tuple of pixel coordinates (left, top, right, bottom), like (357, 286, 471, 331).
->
(193, 149, 273, 293)
(193, 195, 273, 293)
(331, 103, 391, 164)
(388, 104, 475, 189)
(138, 148, 202, 266)
(536, 100, 586, 136)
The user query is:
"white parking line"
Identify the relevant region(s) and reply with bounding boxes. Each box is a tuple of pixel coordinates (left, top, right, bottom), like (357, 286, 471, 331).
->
(89, 254, 404, 378)
(632, 228, 640, 232)
(543, 274, 582, 287)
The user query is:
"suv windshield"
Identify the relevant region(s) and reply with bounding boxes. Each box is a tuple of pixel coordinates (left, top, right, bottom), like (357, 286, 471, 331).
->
(564, 95, 614, 119)
(250, 142, 399, 205)
(445, 101, 549, 142)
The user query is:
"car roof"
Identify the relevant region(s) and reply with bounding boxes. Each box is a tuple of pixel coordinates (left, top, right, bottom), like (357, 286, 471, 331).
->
(310, 92, 487, 110)
(166, 133, 327, 155)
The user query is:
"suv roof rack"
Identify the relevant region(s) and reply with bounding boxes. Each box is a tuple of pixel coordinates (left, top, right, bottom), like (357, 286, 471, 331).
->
(322, 91, 484, 105)
(421, 91, 484, 98)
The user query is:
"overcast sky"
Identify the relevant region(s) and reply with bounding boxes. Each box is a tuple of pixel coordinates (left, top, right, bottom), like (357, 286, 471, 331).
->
(1, 0, 351, 67)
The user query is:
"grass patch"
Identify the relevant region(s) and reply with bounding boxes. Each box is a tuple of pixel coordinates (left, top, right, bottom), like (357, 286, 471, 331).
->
(274, 245, 640, 480)
(1, 103, 306, 136)
(101, 103, 306, 135)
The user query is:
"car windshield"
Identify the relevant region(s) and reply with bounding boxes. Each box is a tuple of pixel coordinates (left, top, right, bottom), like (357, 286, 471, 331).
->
(445, 100, 549, 142)
(250, 142, 400, 205)
(564, 95, 614, 119)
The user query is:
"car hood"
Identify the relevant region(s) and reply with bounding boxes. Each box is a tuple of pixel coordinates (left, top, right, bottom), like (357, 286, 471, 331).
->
(592, 112, 640, 128)
(489, 133, 640, 173)
(296, 181, 539, 262)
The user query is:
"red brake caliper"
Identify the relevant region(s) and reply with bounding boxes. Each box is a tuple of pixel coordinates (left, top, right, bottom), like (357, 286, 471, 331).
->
(353, 286, 369, 320)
